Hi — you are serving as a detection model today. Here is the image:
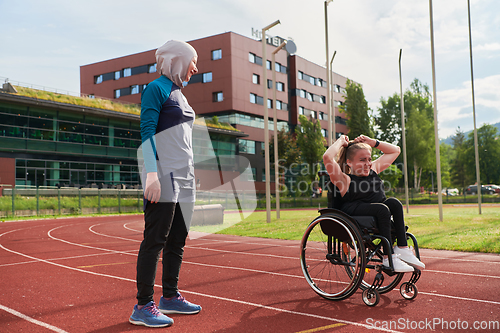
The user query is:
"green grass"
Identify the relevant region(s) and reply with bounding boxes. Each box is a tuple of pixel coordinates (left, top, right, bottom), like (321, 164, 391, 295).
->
(198, 205, 500, 253)
(14, 86, 141, 115)
(0, 195, 141, 213)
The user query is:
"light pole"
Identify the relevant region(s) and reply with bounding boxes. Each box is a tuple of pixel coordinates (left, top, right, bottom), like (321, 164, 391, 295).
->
(428, 0, 443, 221)
(272, 39, 297, 220)
(324, 0, 334, 146)
(262, 20, 280, 223)
(468, 0, 481, 214)
(399, 49, 410, 213)
(330, 51, 336, 142)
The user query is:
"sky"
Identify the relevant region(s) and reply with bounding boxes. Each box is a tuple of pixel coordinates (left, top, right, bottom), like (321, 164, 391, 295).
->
(0, 0, 499, 139)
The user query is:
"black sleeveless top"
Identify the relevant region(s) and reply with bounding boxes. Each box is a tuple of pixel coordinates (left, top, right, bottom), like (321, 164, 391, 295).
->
(340, 170, 386, 215)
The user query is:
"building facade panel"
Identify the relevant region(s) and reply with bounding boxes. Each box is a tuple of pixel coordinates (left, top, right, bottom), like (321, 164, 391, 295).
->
(79, 31, 359, 192)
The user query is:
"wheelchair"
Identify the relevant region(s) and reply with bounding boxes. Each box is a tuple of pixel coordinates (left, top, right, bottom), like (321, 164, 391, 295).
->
(300, 171, 422, 306)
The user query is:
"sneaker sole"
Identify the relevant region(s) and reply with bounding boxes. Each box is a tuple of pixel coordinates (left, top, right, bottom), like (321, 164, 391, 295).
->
(159, 309, 201, 315)
(399, 258, 425, 270)
(129, 318, 173, 327)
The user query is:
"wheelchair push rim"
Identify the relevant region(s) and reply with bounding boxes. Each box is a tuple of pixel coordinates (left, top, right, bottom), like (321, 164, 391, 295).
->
(300, 214, 366, 301)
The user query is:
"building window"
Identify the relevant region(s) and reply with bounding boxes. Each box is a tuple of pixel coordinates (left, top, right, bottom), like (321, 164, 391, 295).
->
(249, 53, 256, 63)
(114, 71, 121, 80)
(266, 60, 271, 70)
(213, 91, 223, 102)
(316, 78, 323, 87)
(114, 90, 121, 99)
(321, 129, 328, 137)
(239, 139, 256, 154)
(131, 85, 139, 95)
(276, 82, 284, 91)
(320, 95, 326, 104)
(300, 90, 306, 98)
(267, 99, 273, 109)
(202, 72, 212, 83)
(334, 84, 341, 93)
(250, 93, 257, 104)
(95, 75, 103, 84)
(123, 68, 131, 77)
(298, 71, 303, 80)
(319, 112, 325, 120)
(311, 111, 316, 118)
(307, 92, 313, 102)
(148, 64, 157, 73)
(276, 100, 282, 110)
(212, 49, 222, 60)
(275, 62, 281, 72)
(309, 76, 315, 85)
(267, 79, 273, 89)
(252, 74, 260, 84)
(299, 106, 304, 115)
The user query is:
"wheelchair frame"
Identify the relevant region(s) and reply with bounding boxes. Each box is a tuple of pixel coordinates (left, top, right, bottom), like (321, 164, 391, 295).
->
(300, 172, 422, 306)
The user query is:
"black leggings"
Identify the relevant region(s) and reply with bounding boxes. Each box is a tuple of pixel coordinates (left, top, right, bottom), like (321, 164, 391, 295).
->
(350, 197, 408, 254)
(136, 202, 189, 305)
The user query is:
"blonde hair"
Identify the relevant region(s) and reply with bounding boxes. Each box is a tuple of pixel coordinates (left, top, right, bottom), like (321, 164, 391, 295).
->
(336, 141, 372, 174)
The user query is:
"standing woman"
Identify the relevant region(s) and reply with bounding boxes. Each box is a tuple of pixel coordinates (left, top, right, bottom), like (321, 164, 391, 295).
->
(129, 40, 201, 328)
(323, 134, 425, 273)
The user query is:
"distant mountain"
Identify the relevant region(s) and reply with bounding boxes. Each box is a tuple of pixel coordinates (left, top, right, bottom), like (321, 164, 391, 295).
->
(441, 122, 500, 146)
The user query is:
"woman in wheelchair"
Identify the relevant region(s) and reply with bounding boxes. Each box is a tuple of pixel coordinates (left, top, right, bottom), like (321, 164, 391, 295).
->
(323, 134, 425, 273)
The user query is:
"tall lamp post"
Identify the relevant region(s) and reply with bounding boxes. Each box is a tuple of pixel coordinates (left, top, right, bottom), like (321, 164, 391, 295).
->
(324, 0, 334, 146)
(272, 39, 297, 220)
(428, 0, 443, 221)
(399, 49, 410, 213)
(262, 20, 281, 223)
(468, 0, 481, 214)
(330, 51, 336, 142)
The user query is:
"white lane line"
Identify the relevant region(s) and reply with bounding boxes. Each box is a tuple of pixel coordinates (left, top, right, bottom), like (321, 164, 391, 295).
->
(126, 224, 500, 265)
(420, 292, 500, 305)
(61, 224, 500, 306)
(0, 303, 69, 333)
(0, 229, 400, 333)
(425, 269, 500, 279)
(102, 222, 500, 283)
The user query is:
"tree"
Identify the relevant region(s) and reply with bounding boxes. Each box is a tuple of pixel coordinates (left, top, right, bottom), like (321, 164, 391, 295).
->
(295, 115, 326, 183)
(450, 127, 470, 189)
(379, 164, 403, 192)
(375, 92, 402, 145)
(340, 79, 374, 138)
(464, 124, 500, 185)
(269, 128, 300, 170)
(376, 79, 435, 190)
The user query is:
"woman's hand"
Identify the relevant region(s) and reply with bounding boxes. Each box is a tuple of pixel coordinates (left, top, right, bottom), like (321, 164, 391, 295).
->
(353, 135, 376, 147)
(145, 172, 161, 203)
(337, 135, 349, 147)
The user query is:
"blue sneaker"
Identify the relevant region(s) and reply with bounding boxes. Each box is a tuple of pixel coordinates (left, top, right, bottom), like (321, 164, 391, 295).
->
(129, 301, 174, 327)
(159, 292, 202, 314)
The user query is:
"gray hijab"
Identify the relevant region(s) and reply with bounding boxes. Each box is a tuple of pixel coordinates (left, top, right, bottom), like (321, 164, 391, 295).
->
(156, 40, 197, 88)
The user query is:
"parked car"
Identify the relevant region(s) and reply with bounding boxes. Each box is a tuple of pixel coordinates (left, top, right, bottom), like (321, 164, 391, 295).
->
(485, 184, 500, 194)
(442, 188, 459, 196)
(465, 185, 495, 195)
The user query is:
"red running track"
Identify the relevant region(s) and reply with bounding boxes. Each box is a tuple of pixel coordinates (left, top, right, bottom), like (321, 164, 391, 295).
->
(1, 214, 499, 332)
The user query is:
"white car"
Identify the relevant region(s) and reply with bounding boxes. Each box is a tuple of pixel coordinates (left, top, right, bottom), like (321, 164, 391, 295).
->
(442, 188, 459, 196)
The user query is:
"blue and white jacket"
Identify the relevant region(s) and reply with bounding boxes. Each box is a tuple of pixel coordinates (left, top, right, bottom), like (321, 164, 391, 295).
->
(139, 75, 195, 204)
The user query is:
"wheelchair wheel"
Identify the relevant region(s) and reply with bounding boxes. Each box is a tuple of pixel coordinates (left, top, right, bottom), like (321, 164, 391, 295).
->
(362, 288, 380, 307)
(400, 282, 418, 300)
(300, 213, 366, 301)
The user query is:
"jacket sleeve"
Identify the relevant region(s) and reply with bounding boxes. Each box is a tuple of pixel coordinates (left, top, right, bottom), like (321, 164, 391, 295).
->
(140, 80, 170, 173)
